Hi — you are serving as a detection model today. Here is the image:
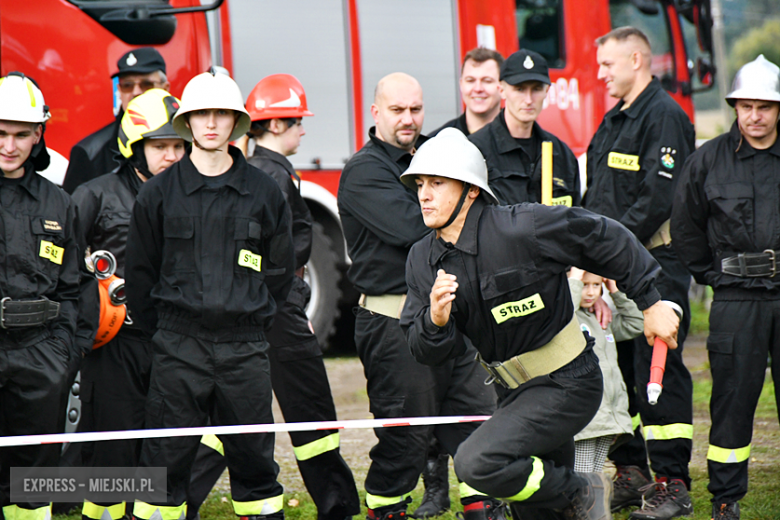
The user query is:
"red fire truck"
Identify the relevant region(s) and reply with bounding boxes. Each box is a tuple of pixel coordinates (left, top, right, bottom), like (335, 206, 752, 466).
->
(0, 0, 715, 348)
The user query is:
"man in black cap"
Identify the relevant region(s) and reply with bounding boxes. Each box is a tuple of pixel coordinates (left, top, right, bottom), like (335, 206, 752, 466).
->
(469, 49, 580, 207)
(63, 47, 169, 193)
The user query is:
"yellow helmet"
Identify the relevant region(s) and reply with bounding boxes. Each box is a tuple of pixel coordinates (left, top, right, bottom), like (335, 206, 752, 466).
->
(118, 88, 181, 159)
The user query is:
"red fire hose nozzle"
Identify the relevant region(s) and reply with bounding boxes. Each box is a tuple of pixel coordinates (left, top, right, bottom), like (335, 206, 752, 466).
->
(647, 300, 683, 406)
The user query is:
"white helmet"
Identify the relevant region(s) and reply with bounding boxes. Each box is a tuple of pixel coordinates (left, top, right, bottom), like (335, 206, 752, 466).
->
(400, 128, 498, 204)
(173, 71, 251, 142)
(0, 72, 50, 124)
(726, 54, 780, 107)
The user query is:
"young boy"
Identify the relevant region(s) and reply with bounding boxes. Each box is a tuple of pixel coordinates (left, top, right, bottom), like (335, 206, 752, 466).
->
(568, 268, 643, 474)
(125, 71, 295, 520)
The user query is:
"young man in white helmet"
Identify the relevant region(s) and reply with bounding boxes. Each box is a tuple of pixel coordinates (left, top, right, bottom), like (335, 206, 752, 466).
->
(672, 54, 780, 520)
(184, 73, 361, 520)
(399, 128, 681, 520)
(125, 71, 295, 520)
(0, 72, 83, 520)
(72, 88, 186, 520)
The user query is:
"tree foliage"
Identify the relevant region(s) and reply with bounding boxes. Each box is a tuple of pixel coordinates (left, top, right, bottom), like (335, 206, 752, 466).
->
(728, 19, 780, 82)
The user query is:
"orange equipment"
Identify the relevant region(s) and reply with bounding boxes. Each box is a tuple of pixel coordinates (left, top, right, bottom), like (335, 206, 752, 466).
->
(90, 250, 128, 349)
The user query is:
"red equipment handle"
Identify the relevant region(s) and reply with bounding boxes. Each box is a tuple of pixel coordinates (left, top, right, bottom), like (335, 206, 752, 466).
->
(649, 337, 669, 387)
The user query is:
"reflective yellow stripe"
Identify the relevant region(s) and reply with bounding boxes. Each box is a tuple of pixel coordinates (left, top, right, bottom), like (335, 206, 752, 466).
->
(459, 481, 486, 499)
(232, 495, 284, 515)
(293, 432, 340, 461)
(200, 434, 224, 456)
(82, 502, 125, 520)
(503, 456, 544, 501)
(133, 502, 186, 520)
(632, 414, 641, 431)
(643, 423, 693, 441)
(2, 504, 51, 520)
(25, 78, 36, 107)
(707, 444, 751, 464)
(366, 492, 412, 509)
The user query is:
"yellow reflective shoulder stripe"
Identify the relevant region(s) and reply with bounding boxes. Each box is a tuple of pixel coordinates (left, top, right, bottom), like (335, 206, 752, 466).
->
(643, 423, 693, 441)
(550, 195, 572, 207)
(707, 444, 751, 464)
(82, 502, 126, 520)
(133, 502, 186, 520)
(459, 481, 487, 499)
(200, 434, 225, 456)
(502, 456, 544, 501)
(293, 432, 339, 461)
(366, 492, 412, 509)
(232, 495, 284, 516)
(631, 414, 641, 431)
(3, 504, 52, 520)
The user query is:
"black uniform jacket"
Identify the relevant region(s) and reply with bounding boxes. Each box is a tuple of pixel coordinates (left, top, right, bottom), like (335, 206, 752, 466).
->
(125, 146, 295, 339)
(400, 198, 661, 367)
(72, 162, 144, 348)
(430, 113, 470, 137)
(248, 145, 313, 309)
(0, 163, 82, 347)
(672, 121, 780, 293)
(469, 110, 581, 207)
(338, 127, 430, 295)
(583, 78, 695, 244)
(63, 117, 122, 194)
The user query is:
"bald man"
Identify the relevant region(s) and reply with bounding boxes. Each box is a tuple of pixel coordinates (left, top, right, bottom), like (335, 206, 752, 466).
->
(338, 73, 500, 520)
(582, 27, 695, 520)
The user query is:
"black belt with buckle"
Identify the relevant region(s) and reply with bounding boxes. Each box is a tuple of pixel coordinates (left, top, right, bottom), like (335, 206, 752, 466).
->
(721, 250, 779, 278)
(0, 297, 60, 329)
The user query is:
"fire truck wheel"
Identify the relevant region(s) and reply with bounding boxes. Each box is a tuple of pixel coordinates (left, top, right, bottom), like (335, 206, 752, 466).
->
(305, 222, 342, 350)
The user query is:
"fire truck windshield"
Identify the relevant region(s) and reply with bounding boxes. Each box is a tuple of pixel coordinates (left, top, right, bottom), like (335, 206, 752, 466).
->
(516, 0, 565, 69)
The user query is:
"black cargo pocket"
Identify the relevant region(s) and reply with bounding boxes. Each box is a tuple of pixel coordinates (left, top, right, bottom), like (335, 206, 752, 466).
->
(162, 217, 195, 272)
(705, 183, 754, 246)
(706, 332, 733, 355)
(30, 216, 66, 280)
(234, 218, 265, 280)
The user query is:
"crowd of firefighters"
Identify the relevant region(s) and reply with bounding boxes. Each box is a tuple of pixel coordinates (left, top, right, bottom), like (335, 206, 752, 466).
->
(0, 20, 777, 520)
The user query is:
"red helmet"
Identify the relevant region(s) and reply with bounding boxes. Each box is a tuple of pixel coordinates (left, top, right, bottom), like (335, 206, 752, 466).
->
(246, 73, 314, 121)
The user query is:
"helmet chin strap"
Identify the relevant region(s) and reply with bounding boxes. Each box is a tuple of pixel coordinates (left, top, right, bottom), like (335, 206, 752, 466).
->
(435, 182, 472, 231)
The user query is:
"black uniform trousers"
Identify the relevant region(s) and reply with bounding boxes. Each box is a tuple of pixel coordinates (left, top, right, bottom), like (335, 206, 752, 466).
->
(454, 350, 602, 519)
(136, 329, 282, 517)
(706, 296, 780, 504)
(185, 301, 360, 520)
(78, 328, 152, 517)
(0, 330, 70, 512)
(609, 246, 693, 486)
(354, 308, 496, 508)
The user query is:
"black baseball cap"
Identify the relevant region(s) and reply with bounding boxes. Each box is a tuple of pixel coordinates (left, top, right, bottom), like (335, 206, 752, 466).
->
(111, 48, 167, 78)
(500, 49, 550, 86)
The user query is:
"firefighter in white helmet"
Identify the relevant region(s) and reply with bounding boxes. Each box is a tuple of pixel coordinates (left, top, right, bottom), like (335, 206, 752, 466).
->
(399, 128, 680, 520)
(0, 72, 83, 520)
(672, 54, 780, 520)
(185, 73, 361, 520)
(71, 88, 186, 520)
(125, 71, 295, 520)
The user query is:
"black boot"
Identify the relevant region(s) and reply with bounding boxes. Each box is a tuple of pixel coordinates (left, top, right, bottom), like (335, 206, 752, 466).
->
(411, 454, 451, 518)
(563, 472, 612, 520)
(612, 465, 652, 512)
(457, 500, 509, 520)
(711, 502, 739, 520)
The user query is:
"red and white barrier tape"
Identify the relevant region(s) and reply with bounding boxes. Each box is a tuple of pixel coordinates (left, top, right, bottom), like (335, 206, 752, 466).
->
(0, 415, 491, 448)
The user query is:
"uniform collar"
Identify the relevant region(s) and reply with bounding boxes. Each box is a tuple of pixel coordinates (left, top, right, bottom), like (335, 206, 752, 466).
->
(9, 162, 42, 201)
(609, 77, 663, 120)
(368, 126, 426, 166)
(254, 145, 292, 170)
(180, 145, 251, 196)
(428, 197, 487, 265)
(730, 119, 780, 159)
(493, 110, 548, 154)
